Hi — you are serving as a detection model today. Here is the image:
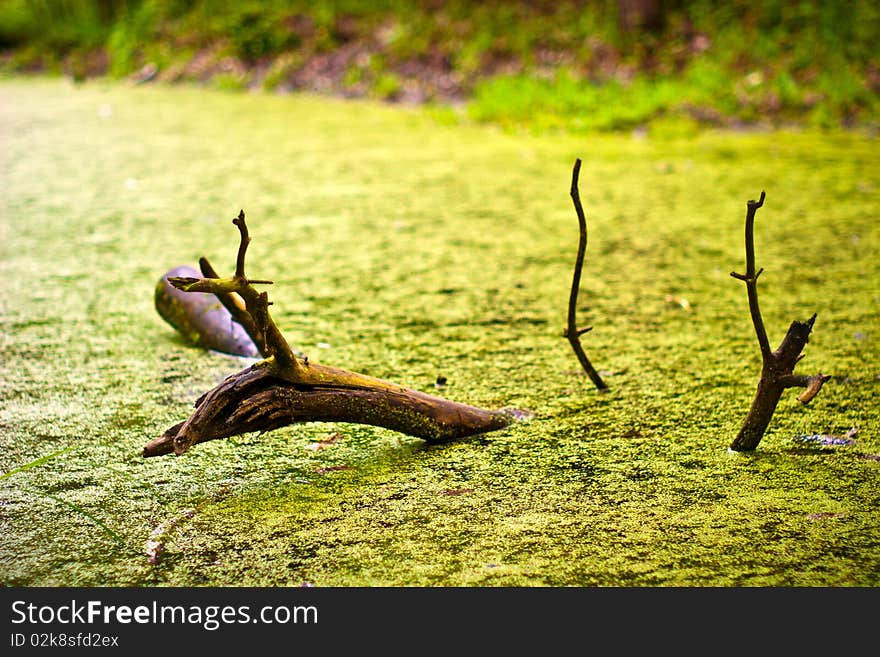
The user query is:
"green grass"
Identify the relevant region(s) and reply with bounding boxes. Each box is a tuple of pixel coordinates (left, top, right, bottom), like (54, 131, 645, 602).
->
(468, 59, 880, 132)
(1, 78, 878, 586)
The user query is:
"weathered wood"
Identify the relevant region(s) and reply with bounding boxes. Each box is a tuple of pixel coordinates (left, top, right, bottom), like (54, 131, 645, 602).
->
(143, 361, 516, 457)
(145, 211, 519, 458)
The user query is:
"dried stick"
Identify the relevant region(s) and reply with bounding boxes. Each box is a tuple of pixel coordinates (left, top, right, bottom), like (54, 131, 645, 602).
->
(148, 211, 519, 457)
(565, 159, 608, 391)
(168, 210, 301, 375)
(198, 256, 267, 355)
(729, 192, 830, 451)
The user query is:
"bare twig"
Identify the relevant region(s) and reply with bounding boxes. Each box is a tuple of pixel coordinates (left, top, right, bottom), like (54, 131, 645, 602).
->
(792, 373, 832, 404)
(729, 192, 829, 451)
(233, 209, 250, 279)
(168, 211, 302, 376)
(198, 256, 267, 355)
(565, 159, 608, 391)
(729, 191, 770, 359)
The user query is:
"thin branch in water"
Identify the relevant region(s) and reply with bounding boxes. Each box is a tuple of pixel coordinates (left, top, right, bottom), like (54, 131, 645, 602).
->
(728, 192, 830, 451)
(565, 158, 608, 391)
(730, 190, 770, 358)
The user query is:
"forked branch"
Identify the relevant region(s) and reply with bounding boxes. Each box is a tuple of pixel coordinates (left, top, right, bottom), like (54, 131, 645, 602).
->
(729, 192, 830, 451)
(167, 210, 300, 374)
(197, 256, 267, 354)
(565, 159, 608, 391)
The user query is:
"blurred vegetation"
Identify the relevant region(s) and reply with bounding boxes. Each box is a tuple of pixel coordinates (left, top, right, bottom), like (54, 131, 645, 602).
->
(1, 0, 878, 130)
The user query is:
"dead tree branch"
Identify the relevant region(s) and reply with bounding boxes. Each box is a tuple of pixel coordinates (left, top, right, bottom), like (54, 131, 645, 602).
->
(147, 211, 519, 458)
(729, 192, 830, 451)
(167, 211, 301, 375)
(143, 361, 515, 457)
(565, 159, 608, 391)
(154, 264, 260, 358)
(198, 256, 267, 355)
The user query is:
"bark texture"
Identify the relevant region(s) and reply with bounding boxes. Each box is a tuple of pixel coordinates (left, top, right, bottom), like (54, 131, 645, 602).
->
(144, 361, 516, 457)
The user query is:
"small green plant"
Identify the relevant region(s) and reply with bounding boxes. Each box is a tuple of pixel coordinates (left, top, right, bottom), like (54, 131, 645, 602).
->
(213, 71, 248, 92)
(373, 71, 401, 100)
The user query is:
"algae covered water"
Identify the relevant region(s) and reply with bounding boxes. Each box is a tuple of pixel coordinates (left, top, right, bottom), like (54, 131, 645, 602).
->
(1, 79, 878, 586)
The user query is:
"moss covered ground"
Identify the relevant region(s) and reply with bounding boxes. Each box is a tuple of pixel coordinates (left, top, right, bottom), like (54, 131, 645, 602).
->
(1, 78, 878, 586)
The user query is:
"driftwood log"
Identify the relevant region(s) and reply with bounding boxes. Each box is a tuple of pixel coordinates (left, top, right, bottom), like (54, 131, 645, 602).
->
(729, 192, 830, 451)
(144, 211, 520, 458)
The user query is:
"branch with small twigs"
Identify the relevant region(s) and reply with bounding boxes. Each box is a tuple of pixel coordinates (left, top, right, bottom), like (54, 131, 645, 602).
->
(729, 192, 830, 451)
(145, 211, 522, 458)
(564, 159, 608, 391)
(197, 256, 266, 355)
(168, 211, 298, 374)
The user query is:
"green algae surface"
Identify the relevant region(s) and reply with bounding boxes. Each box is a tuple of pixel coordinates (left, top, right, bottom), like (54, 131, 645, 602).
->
(1, 79, 878, 586)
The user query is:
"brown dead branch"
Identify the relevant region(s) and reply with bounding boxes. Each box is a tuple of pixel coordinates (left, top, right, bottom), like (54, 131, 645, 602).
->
(565, 159, 608, 391)
(146, 211, 520, 458)
(729, 192, 830, 451)
(197, 256, 267, 355)
(154, 264, 260, 358)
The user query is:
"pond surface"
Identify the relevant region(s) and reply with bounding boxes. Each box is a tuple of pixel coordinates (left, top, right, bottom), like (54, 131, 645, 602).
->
(1, 79, 878, 585)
